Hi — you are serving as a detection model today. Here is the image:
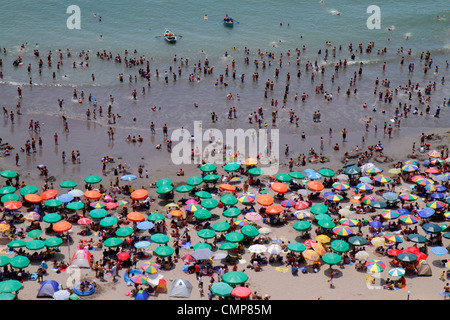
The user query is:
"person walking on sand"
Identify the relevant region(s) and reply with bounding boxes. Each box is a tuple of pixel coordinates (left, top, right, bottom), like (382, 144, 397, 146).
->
(328, 270, 334, 288)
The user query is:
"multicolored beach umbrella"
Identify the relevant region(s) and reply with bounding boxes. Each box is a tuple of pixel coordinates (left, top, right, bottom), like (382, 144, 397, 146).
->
(427, 201, 446, 210)
(355, 183, 374, 192)
(361, 195, 375, 204)
(366, 167, 383, 175)
(402, 164, 419, 173)
(295, 201, 309, 210)
(365, 260, 386, 273)
(325, 194, 343, 202)
(380, 209, 400, 220)
(384, 234, 403, 243)
(332, 225, 354, 236)
(332, 182, 350, 191)
(415, 178, 434, 187)
(294, 210, 312, 220)
(399, 214, 419, 225)
(339, 218, 358, 227)
(373, 175, 391, 184)
(398, 193, 418, 201)
(281, 199, 296, 208)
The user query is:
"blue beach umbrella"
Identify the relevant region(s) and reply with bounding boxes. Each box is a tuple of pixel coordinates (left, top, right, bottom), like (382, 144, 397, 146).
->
(430, 193, 446, 200)
(121, 174, 137, 181)
(430, 246, 448, 256)
(418, 207, 435, 219)
(137, 221, 155, 230)
(134, 241, 151, 249)
(370, 221, 383, 229)
(57, 193, 74, 203)
(307, 172, 322, 180)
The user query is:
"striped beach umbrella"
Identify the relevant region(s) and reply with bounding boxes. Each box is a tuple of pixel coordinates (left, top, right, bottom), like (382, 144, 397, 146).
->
(332, 225, 354, 236)
(399, 214, 419, 225)
(427, 201, 446, 210)
(366, 167, 383, 175)
(332, 182, 350, 191)
(415, 178, 434, 187)
(373, 175, 391, 184)
(281, 199, 296, 208)
(388, 168, 402, 175)
(325, 194, 343, 202)
(361, 195, 375, 204)
(365, 260, 386, 273)
(402, 164, 419, 173)
(384, 234, 403, 243)
(427, 150, 441, 158)
(294, 210, 312, 220)
(398, 193, 418, 201)
(389, 267, 406, 277)
(380, 209, 400, 220)
(233, 218, 250, 227)
(371, 237, 385, 247)
(339, 218, 358, 227)
(356, 183, 374, 192)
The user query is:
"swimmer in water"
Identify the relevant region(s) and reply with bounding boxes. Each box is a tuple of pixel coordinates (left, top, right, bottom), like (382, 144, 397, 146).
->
(204, 14, 208, 20)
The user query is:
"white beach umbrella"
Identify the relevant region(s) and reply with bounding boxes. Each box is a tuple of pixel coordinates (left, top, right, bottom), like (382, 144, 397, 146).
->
(53, 289, 71, 300)
(68, 189, 84, 197)
(355, 250, 370, 261)
(248, 244, 267, 254)
(267, 244, 283, 255)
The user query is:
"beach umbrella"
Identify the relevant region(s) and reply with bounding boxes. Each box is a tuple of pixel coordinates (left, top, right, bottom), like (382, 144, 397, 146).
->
(398, 193, 418, 201)
(293, 220, 311, 231)
(156, 178, 173, 188)
(194, 209, 212, 220)
(427, 201, 445, 210)
(0, 256, 10, 267)
(100, 216, 118, 228)
(402, 164, 419, 173)
(373, 175, 391, 184)
(339, 218, 358, 227)
(389, 267, 406, 277)
(316, 235, 331, 244)
(248, 244, 268, 254)
(332, 182, 350, 191)
(130, 189, 149, 200)
(186, 176, 203, 186)
(344, 166, 361, 176)
(287, 242, 306, 253)
(248, 168, 264, 176)
(307, 181, 324, 192)
(40, 189, 58, 201)
(244, 158, 258, 166)
(271, 182, 289, 194)
(361, 195, 375, 205)
(338, 208, 353, 217)
(0, 280, 22, 293)
(332, 225, 354, 236)
(156, 185, 174, 194)
(348, 236, 367, 246)
(256, 195, 274, 206)
(148, 213, 165, 222)
(0, 170, 18, 179)
(266, 244, 282, 255)
(84, 175, 102, 184)
(212, 221, 230, 232)
(399, 214, 419, 225)
(191, 248, 214, 260)
(355, 251, 370, 261)
(44, 199, 63, 208)
(116, 227, 134, 237)
(127, 211, 145, 222)
(315, 213, 333, 222)
(397, 252, 417, 263)
(184, 204, 202, 212)
(388, 168, 402, 175)
(416, 178, 434, 187)
(294, 201, 309, 210)
(7, 240, 26, 249)
(435, 174, 449, 182)
(355, 183, 374, 192)
(266, 205, 283, 215)
(370, 237, 385, 247)
(381, 210, 400, 220)
(430, 246, 448, 255)
(26, 240, 45, 251)
(197, 229, 216, 239)
(120, 174, 137, 182)
(52, 221, 72, 233)
(302, 249, 320, 262)
(136, 221, 154, 231)
(318, 168, 335, 177)
(418, 207, 435, 219)
(181, 254, 196, 263)
(27, 229, 43, 238)
(194, 191, 211, 199)
(430, 192, 446, 200)
(19, 185, 38, 196)
(318, 220, 336, 229)
(306, 171, 322, 180)
(23, 212, 41, 222)
(370, 220, 383, 229)
(425, 167, 440, 174)
(141, 261, 160, 274)
(57, 193, 74, 203)
(310, 204, 328, 215)
(427, 150, 441, 158)
(150, 233, 170, 244)
(68, 189, 84, 197)
(59, 180, 77, 189)
(223, 207, 241, 218)
(117, 252, 131, 261)
(104, 237, 122, 248)
(304, 239, 316, 248)
(422, 223, 442, 234)
(200, 163, 217, 173)
(366, 167, 383, 175)
(203, 174, 220, 183)
(225, 232, 244, 243)
(9, 256, 30, 269)
(281, 199, 296, 208)
(82, 190, 101, 200)
(322, 252, 342, 266)
(44, 237, 63, 248)
(325, 194, 344, 202)
(222, 271, 248, 285)
(88, 208, 107, 219)
(276, 173, 292, 182)
(234, 217, 250, 226)
(42, 213, 61, 224)
(384, 234, 403, 244)
(223, 163, 241, 172)
(0, 186, 15, 195)
(383, 192, 399, 202)
(4, 201, 22, 210)
(221, 194, 238, 206)
(406, 233, 427, 243)
(210, 282, 233, 297)
(241, 225, 259, 238)
(369, 201, 387, 209)
(0, 224, 10, 233)
(289, 171, 305, 179)
(365, 260, 386, 273)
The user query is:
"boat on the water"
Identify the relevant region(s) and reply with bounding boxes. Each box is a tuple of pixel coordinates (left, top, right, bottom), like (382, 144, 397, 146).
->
(164, 29, 177, 43)
(223, 15, 234, 27)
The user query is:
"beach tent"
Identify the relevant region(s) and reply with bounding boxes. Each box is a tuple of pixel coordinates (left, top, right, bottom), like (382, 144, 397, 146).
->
(70, 249, 92, 268)
(169, 279, 193, 298)
(135, 289, 149, 300)
(417, 260, 432, 276)
(156, 279, 167, 293)
(37, 280, 60, 298)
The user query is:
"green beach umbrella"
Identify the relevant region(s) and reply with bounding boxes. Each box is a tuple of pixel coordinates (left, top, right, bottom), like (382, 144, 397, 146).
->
(241, 225, 259, 238)
(310, 204, 329, 215)
(293, 220, 311, 231)
(318, 220, 336, 229)
(19, 185, 38, 196)
(289, 171, 305, 179)
(318, 168, 335, 177)
(7, 240, 27, 249)
(187, 176, 203, 186)
(406, 233, 427, 243)
(26, 240, 45, 251)
(9, 256, 30, 269)
(315, 213, 333, 222)
(220, 194, 238, 206)
(369, 201, 387, 209)
(27, 229, 43, 238)
(343, 166, 361, 176)
(154, 245, 174, 257)
(194, 209, 212, 220)
(66, 201, 84, 210)
(219, 242, 238, 250)
(287, 242, 306, 252)
(44, 237, 63, 248)
(197, 229, 216, 239)
(115, 227, 134, 237)
(176, 185, 194, 193)
(225, 232, 244, 243)
(103, 237, 123, 247)
(201, 198, 219, 209)
(44, 199, 63, 208)
(210, 282, 233, 297)
(248, 168, 264, 176)
(200, 164, 217, 172)
(59, 180, 77, 188)
(84, 175, 102, 184)
(212, 221, 231, 232)
(203, 174, 220, 183)
(397, 252, 417, 263)
(148, 213, 165, 222)
(195, 191, 212, 199)
(0, 280, 22, 293)
(348, 236, 367, 246)
(156, 185, 173, 194)
(0, 293, 15, 300)
(150, 233, 170, 244)
(330, 240, 350, 253)
(0, 256, 11, 267)
(1, 194, 19, 203)
(0, 170, 18, 179)
(276, 173, 292, 182)
(156, 178, 173, 188)
(89, 208, 108, 219)
(223, 207, 241, 218)
(222, 271, 248, 285)
(224, 163, 240, 172)
(194, 242, 212, 250)
(0, 186, 16, 195)
(322, 252, 342, 266)
(100, 216, 118, 228)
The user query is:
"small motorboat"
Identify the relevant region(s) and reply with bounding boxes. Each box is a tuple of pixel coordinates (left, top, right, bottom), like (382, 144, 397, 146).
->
(164, 29, 177, 43)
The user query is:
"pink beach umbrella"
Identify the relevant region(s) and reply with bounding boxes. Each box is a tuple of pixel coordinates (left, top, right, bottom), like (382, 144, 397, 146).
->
(245, 211, 262, 222)
(185, 199, 198, 205)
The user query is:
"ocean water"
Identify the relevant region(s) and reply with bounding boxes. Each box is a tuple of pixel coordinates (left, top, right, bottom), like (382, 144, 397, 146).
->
(0, 0, 449, 161)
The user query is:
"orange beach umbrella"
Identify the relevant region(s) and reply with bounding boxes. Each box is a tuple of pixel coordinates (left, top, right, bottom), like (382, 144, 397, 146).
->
(53, 221, 72, 233)
(24, 194, 42, 204)
(127, 211, 146, 222)
(40, 189, 58, 201)
(84, 190, 102, 200)
(271, 182, 288, 194)
(131, 189, 149, 201)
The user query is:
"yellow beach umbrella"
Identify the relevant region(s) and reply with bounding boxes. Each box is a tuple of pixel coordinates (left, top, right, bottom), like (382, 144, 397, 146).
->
(302, 249, 320, 261)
